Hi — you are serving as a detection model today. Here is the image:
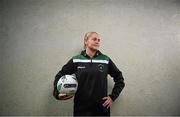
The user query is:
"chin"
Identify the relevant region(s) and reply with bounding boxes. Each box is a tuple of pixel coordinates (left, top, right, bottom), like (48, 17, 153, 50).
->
(89, 47, 99, 51)
(92, 48, 99, 51)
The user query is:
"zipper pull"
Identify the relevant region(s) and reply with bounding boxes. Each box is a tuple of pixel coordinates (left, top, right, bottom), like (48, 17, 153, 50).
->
(90, 58, 93, 66)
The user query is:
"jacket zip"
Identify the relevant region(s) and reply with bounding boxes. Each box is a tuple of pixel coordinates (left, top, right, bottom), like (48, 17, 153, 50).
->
(90, 58, 92, 66)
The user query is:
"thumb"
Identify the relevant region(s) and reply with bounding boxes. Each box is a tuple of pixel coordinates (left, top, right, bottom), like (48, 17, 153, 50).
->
(59, 93, 66, 96)
(102, 97, 108, 100)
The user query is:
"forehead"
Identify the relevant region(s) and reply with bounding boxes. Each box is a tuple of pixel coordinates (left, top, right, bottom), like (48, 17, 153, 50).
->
(89, 33, 99, 38)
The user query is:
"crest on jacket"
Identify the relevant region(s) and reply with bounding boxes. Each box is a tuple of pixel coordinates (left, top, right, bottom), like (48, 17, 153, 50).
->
(98, 64, 104, 72)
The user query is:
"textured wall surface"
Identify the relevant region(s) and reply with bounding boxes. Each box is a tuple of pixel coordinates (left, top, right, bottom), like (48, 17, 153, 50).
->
(1, 0, 180, 116)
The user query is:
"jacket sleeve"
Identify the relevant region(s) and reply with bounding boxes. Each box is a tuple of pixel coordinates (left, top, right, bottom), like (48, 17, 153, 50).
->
(108, 58, 125, 101)
(53, 58, 75, 100)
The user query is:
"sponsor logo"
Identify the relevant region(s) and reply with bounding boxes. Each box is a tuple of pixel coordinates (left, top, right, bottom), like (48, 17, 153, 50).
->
(77, 66, 86, 69)
(63, 84, 77, 88)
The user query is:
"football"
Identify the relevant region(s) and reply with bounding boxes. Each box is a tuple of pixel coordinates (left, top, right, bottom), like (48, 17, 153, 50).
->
(57, 75, 78, 95)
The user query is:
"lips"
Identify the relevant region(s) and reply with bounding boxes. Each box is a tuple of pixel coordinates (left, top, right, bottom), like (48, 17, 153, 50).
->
(93, 44, 99, 47)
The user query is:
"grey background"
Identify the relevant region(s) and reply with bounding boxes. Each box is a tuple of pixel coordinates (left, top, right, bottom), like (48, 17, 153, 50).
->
(1, 0, 180, 116)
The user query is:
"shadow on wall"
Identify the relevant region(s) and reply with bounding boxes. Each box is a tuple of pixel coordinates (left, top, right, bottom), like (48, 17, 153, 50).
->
(174, 0, 180, 4)
(43, 76, 116, 116)
(43, 78, 73, 116)
(43, 49, 81, 116)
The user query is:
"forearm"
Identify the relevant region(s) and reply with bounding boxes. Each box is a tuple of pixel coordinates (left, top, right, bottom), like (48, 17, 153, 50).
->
(109, 74, 125, 101)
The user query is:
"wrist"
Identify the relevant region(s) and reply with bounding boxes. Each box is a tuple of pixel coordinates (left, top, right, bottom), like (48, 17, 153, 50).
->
(108, 96, 113, 102)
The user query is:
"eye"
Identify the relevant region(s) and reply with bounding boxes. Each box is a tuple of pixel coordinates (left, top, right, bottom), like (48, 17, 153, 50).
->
(92, 38, 100, 42)
(92, 38, 97, 41)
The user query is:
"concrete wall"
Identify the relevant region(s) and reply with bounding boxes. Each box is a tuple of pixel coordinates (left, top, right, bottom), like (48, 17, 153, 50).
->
(1, 0, 180, 116)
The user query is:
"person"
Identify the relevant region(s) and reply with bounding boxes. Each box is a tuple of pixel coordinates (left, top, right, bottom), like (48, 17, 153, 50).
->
(53, 32, 125, 116)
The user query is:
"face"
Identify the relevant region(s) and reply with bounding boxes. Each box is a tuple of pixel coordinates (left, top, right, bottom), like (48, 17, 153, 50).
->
(85, 33, 100, 50)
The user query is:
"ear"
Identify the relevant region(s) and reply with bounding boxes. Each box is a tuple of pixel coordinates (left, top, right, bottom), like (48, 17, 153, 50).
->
(84, 39, 88, 45)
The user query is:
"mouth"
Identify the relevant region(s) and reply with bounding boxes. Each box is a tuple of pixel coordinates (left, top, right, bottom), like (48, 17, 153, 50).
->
(94, 44, 99, 47)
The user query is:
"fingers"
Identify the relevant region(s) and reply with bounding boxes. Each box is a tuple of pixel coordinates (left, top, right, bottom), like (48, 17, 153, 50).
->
(107, 101, 111, 108)
(58, 93, 73, 100)
(103, 99, 110, 107)
(62, 95, 73, 100)
(102, 96, 112, 108)
(102, 97, 108, 100)
(59, 93, 66, 97)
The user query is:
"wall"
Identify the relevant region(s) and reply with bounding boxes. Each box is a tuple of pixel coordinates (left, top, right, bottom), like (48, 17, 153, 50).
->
(1, 0, 180, 116)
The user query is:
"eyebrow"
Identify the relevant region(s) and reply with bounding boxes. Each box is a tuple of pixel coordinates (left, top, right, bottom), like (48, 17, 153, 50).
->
(92, 37, 100, 40)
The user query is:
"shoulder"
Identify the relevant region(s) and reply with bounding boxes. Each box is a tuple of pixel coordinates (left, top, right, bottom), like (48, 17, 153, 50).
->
(71, 54, 86, 60)
(97, 53, 110, 61)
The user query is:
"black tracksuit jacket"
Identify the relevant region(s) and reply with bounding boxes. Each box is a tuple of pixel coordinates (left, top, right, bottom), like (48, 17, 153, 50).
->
(53, 50, 125, 115)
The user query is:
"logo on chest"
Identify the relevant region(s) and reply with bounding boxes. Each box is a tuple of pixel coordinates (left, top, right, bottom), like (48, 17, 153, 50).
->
(98, 64, 105, 72)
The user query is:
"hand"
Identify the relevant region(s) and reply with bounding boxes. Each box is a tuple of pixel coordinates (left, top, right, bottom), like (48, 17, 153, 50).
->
(58, 93, 73, 100)
(102, 96, 113, 109)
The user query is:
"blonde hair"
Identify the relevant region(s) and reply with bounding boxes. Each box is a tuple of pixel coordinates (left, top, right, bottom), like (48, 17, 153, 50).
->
(84, 32, 98, 49)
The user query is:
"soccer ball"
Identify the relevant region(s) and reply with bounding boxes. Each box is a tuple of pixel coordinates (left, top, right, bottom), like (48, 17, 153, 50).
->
(57, 74, 78, 95)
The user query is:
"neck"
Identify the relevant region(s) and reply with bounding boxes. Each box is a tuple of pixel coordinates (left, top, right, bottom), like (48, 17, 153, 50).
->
(86, 48, 97, 58)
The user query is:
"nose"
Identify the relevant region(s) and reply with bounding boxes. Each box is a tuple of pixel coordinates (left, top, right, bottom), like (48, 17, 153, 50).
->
(95, 40, 100, 44)
(96, 38, 100, 43)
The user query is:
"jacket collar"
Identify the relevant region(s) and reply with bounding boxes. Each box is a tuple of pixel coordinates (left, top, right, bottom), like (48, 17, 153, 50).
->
(81, 49, 102, 58)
